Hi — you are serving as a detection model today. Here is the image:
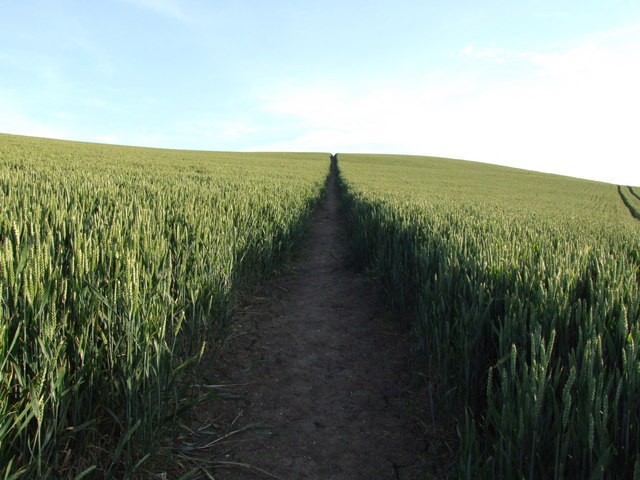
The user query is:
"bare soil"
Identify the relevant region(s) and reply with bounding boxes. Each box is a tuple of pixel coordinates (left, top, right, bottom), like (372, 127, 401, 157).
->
(200, 165, 426, 479)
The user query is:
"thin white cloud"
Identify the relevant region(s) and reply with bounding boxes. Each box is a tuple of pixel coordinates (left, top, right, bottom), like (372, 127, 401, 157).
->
(255, 27, 640, 185)
(65, 33, 117, 78)
(532, 11, 569, 20)
(117, 0, 190, 22)
(0, 108, 71, 141)
(461, 44, 509, 62)
(193, 119, 263, 141)
(53, 112, 75, 120)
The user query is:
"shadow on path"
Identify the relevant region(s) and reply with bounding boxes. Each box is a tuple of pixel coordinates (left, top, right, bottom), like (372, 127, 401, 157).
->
(207, 157, 425, 479)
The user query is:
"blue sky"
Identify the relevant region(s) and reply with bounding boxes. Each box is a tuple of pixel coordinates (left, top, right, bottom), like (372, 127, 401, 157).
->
(1, 0, 639, 184)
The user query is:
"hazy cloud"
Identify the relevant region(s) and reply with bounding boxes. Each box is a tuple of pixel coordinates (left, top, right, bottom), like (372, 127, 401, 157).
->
(255, 30, 640, 185)
(0, 104, 70, 141)
(117, 0, 190, 21)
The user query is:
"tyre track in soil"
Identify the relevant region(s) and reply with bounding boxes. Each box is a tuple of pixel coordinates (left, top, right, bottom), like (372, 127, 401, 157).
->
(206, 158, 425, 479)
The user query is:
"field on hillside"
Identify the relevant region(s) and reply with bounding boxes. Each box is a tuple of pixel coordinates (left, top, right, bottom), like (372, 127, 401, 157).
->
(338, 154, 640, 479)
(0, 134, 329, 478)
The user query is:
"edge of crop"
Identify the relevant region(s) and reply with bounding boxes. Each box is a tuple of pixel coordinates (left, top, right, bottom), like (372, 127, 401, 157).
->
(333, 155, 455, 477)
(334, 154, 640, 479)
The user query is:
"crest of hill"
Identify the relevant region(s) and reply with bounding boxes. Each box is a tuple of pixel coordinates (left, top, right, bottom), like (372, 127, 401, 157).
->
(337, 153, 640, 227)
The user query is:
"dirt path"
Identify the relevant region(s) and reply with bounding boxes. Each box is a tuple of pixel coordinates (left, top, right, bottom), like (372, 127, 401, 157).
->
(207, 161, 425, 479)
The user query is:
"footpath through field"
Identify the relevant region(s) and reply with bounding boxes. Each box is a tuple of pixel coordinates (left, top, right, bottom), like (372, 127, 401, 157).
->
(209, 160, 425, 479)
